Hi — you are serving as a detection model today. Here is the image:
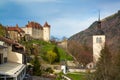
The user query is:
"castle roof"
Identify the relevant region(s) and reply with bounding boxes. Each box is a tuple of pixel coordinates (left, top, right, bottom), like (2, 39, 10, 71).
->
(7, 24, 25, 33)
(26, 21, 43, 29)
(43, 22, 50, 27)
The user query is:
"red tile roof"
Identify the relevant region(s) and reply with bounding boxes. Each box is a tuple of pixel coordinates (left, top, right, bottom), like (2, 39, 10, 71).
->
(43, 22, 50, 27)
(7, 24, 25, 33)
(26, 21, 43, 29)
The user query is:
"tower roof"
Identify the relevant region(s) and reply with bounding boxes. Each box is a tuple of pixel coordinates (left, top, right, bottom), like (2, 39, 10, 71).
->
(26, 21, 43, 29)
(95, 11, 104, 35)
(43, 22, 50, 27)
(7, 25, 25, 33)
(95, 28, 104, 35)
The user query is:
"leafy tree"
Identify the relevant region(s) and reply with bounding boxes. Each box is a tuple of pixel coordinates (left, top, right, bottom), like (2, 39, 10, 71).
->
(0, 24, 6, 37)
(32, 56, 41, 76)
(67, 40, 92, 66)
(46, 50, 57, 64)
(53, 46, 60, 62)
(94, 46, 112, 80)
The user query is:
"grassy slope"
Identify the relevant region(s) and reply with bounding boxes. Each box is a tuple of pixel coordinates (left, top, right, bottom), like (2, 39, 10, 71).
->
(66, 72, 86, 80)
(22, 40, 73, 61)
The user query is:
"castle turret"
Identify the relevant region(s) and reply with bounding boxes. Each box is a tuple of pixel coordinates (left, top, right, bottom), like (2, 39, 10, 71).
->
(93, 13, 105, 64)
(43, 22, 50, 41)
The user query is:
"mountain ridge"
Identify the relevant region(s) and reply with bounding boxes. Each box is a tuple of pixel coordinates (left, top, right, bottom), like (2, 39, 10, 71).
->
(68, 10, 120, 54)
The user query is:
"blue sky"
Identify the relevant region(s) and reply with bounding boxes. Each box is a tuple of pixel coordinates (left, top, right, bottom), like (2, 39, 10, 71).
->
(0, 0, 120, 38)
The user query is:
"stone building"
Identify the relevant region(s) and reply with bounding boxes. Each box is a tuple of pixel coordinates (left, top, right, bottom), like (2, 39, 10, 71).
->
(22, 21, 50, 41)
(0, 36, 26, 80)
(7, 24, 25, 42)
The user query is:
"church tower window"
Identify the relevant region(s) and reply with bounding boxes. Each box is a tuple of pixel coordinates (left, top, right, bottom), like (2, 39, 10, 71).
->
(96, 37, 99, 43)
(96, 37, 102, 43)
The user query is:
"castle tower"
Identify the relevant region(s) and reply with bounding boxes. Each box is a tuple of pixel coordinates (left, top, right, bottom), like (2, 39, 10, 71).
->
(43, 22, 50, 41)
(93, 13, 105, 63)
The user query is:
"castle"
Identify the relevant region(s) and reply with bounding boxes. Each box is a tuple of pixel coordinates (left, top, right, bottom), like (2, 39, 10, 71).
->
(22, 21, 50, 41)
(7, 21, 51, 42)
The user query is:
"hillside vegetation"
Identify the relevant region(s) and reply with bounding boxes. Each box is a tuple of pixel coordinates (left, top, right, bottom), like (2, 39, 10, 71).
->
(22, 40, 73, 64)
(0, 24, 6, 37)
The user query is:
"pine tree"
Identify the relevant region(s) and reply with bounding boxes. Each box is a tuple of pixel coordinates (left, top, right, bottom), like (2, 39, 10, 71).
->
(33, 56, 41, 76)
(94, 46, 112, 80)
(53, 46, 60, 62)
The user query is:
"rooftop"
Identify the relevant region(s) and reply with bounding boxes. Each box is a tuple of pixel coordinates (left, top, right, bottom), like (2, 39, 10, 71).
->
(43, 22, 50, 27)
(7, 24, 25, 33)
(0, 36, 15, 45)
(26, 21, 43, 29)
(0, 62, 26, 77)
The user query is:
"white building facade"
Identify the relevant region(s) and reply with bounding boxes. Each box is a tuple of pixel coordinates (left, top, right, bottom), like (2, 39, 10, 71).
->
(22, 21, 50, 41)
(0, 37, 26, 80)
(93, 35, 105, 63)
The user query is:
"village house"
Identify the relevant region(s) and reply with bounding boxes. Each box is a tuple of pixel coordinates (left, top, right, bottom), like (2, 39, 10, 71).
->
(7, 24, 25, 42)
(21, 21, 50, 41)
(0, 36, 26, 80)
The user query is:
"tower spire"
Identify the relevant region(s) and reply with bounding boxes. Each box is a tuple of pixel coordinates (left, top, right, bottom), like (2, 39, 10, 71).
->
(98, 10, 100, 21)
(97, 10, 101, 29)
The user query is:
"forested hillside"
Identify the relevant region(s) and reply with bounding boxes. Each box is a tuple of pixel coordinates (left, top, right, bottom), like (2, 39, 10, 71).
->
(68, 10, 120, 65)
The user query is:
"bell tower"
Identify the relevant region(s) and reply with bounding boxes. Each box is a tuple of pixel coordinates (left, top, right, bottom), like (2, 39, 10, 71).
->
(93, 11, 105, 63)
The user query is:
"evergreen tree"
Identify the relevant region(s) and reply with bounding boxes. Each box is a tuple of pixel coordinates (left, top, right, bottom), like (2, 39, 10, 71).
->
(33, 56, 41, 76)
(53, 46, 60, 62)
(94, 46, 112, 80)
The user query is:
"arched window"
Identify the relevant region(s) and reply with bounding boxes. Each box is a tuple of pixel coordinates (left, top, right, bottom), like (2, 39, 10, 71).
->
(96, 37, 99, 43)
(99, 37, 102, 43)
(96, 37, 102, 43)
